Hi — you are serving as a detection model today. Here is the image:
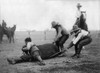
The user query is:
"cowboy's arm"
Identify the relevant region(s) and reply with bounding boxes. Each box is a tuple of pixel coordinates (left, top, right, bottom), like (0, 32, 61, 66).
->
(74, 29, 81, 36)
(67, 42, 74, 49)
(26, 42, 33, 50)
(73, 33, 83, 44)
(70, 29, 74, 35)
(67, 37, 75, 49)
(22, 45, 29, 55)
(75, 10, 78, 18)
(22, 45, 27, 51)
(67, 33, 82, 49)
(22, 47, 29, 51)
(54, 27, 62, 42)
(76, 10, 81, 19)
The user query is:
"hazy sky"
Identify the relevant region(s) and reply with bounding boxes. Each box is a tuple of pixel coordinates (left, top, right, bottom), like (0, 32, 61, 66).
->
(0, 0, 100, 31)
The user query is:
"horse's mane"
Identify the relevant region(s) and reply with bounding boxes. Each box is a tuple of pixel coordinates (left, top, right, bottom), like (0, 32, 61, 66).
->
(2, 25, 16, 38)
(3, 25, 16, 32)
(11, 25, 16, 32)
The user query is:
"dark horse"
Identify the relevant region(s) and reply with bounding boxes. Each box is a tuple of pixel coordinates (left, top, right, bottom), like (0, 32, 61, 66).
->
(1, 23, 16, 43)
(75, 12, 88, 31)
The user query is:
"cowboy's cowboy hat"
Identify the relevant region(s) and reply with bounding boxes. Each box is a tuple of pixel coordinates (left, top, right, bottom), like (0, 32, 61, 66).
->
(77, 3, 82, 8)
(73, 25, 81, 32)
(51, 21, 57, 28)
(70, 25, 81, 34)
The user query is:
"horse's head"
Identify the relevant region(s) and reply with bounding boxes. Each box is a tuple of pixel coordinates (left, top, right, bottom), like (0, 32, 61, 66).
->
(80, 13, 86, 24)
(80, 12, 86, 20)
(12, 25, 16, 30)
(9, 24, 16, 32)
(13, 25, 16, 28)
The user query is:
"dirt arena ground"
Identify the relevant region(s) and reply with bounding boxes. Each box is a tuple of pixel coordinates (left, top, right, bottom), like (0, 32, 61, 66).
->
(0, 31, 100, 73)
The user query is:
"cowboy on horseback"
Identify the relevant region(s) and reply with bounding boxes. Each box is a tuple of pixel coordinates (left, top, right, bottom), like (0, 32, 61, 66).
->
(71, 3, 88, 35)
(1, 20, 16, 43)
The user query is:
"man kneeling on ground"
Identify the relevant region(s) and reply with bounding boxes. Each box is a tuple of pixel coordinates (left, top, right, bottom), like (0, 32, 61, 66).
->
(7, 37, 45, 65)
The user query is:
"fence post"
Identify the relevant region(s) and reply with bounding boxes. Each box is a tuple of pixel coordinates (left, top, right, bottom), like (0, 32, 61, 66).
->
(44, 31, 46, 40)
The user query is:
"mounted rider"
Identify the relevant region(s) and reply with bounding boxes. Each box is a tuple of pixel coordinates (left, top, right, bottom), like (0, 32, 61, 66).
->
(70, 3, 88, 37)
(74, 3, 88, 31)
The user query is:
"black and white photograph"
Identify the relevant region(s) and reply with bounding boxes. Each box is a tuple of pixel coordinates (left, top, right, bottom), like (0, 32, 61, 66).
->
(0, 0, 100, 73)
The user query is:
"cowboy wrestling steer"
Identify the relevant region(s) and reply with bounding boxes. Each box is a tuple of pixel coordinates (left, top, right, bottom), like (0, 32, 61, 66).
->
(7, 37, 65, 65)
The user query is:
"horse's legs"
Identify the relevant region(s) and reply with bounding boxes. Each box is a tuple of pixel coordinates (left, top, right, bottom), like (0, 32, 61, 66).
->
(11, 34, 14, 43)
(12, 36, 14, 43)
(0, 34, 3, 43)
(10, 38, 11, 43)
(8, 36, 11, 43)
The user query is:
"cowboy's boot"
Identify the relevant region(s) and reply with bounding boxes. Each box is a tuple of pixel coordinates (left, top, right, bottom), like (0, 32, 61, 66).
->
(71, 47, 77, 57)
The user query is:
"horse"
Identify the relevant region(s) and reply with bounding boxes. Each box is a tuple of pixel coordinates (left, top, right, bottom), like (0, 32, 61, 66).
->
(76, 12, 88, 31)
(1, 23, 16, 43)
(79, 12, 88, 31)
